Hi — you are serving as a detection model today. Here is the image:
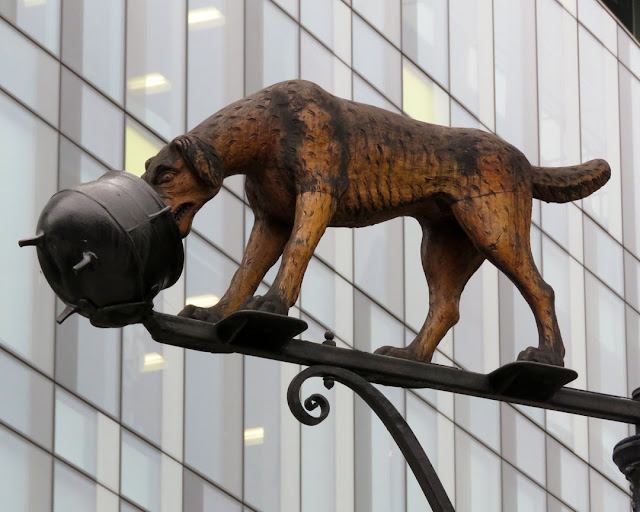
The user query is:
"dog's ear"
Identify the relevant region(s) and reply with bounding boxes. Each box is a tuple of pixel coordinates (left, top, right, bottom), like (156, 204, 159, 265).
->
(144, 157, 153, 171)
(171, 135, 222, 189)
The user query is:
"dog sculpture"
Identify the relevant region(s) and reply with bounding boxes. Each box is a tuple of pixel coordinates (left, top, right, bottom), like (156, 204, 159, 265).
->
(142, 80, 610, 367)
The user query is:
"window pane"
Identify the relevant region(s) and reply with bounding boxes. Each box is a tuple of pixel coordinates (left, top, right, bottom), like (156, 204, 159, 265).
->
(301, 257, 353, 344)
(244, 357, 300, 511)
(588, 418, 629, 488)
(60, 68, 124, 169)
(579, 27, 622, 240)
(184, 469, 244, 511)
(585, 273, 627, 396)
(121, 431, 182, 512)
(187, 0, 244, 128)
(0, 424, 52, 512)
(619, 26, 640, 80)
(245, 0, 299, 95)
(449, 0, 494, 128)
(401, 0, 448, 88)
(300, 0, 351, 64)
(502, 463, 547, 512)
(590, 468, 632, 512)
(0, 350, 53, 448)
(0, 0, 60, 54)
(125, 117, 164, 177)
(54, 461, 118, 512)
(501, 404, 545, 485)
(353, 0, 401, 47)
(59, 137, 110, 188)
(620, 64, 640, 257)
(402, 58, 449, 125)
(55, 388, 120, 491)
(546, 436, 589, 511)
(583, 215, 624, 296)
(353, 14, 401, 107)
(0, 92, 57, 374)
(493, 0, 537, 164)
(126, 0, 186, 139)
(301, 31, 352, 100)
(454, 395, 500, 452)
(61, 0, 125, 103)
(577, 0, 617, 53)
(0, 18, 59, 125)
(406, 394, 455, 510)
(454, 262, 500, 373)
(56, 305, 121, 417)
(314, 226, 353, 282)
(455, 428, 501, 511)
(122, 322, 184, 458)
(354, 219, 404, 318)
(353, 73, 401, 113)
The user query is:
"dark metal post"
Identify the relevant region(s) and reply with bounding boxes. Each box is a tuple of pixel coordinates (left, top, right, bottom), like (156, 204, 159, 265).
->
(613, 388, 640, 511)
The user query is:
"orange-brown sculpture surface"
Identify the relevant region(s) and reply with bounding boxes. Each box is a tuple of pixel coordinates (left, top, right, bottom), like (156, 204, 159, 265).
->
(142, 80, 610, 367)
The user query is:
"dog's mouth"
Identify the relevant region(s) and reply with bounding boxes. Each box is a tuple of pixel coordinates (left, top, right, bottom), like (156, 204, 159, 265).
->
(173, 202, 194, 223)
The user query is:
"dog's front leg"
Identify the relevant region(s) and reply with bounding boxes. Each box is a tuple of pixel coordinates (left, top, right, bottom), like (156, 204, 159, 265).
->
(179, 216, 291, 322)
(241, 191, 336, 315)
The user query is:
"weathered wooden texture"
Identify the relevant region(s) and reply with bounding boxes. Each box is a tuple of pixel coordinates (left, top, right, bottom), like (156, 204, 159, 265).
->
(142, 80, 610, 366)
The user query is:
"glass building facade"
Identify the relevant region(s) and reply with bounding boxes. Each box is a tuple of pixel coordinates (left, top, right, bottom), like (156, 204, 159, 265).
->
(1, 0, 639, 510)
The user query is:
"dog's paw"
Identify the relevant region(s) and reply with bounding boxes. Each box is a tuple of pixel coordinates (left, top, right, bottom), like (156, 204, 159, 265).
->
(178, 304, 224, 323)
(517, 346, 564, 367)
(240, 295, 289, 316)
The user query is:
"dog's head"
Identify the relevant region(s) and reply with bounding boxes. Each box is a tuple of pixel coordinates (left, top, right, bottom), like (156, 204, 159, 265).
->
(142, 135, 222, 238)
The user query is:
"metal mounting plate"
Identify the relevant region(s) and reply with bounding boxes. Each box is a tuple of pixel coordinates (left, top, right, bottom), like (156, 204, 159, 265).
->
(488, 361, 578, 401)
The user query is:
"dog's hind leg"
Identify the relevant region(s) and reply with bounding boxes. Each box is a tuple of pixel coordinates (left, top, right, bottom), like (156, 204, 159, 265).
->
(375, 219, 484, 362)
(452, 188, 565, 366)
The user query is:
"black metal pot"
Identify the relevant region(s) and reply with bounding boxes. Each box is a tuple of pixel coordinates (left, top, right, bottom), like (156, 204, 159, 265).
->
(19, 171, 184, 328)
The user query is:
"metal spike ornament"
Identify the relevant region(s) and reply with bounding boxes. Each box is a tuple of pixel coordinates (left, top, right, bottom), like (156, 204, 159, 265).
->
(19, 171, 184, 328)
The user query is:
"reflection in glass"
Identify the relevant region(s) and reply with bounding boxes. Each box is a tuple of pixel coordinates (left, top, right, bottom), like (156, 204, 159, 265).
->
(546, 437, 589, 511)
(59, 137, 109, 189)
(402, 58, 449, 125)
(53, 461, 118, 512)
(60, 68, 124, 169)
(501, 404, 545, 485)
(0, 18, 60, 126)
(577, 0, 617, 53)
(0, 350, 53, 449)
(122, 323, 184, 459)
(588, 418, 629, 488)
(301, 31, 352, 100)
(245, 0, 299, 95)
(590, 468, 633, 512)
(353, 14, 402, 107)
(619, 26, 640, 80)
(579, 27, 622, 240)
(121, 431, 182, 512)
(300, 0, 351, 64)
(353, 74, 401, 113)
(406, 394, 455, 510)
(354, 219, 404, 318)
(184, 469, 244, 511)
(620, 65, 640, 257)
(455, 427, 501, 511)
(61, 0, 125, 103)
(584, 215, 624, 295)
(449, 0, 494, 128)
(0, 0, 60, 54)
(0, 93, 57, 374)
(401, 0, 448, 88)
(0, 424, 52, 511)
(502, 463, 547, 512)
(126, 0, 185, 139)
(56, 302, 121, 417)
(301, 256, 353, 344)
(353, 0, 401, 47)
(244, 356, 300, 511)
(125, 117, 164, 177)
(585, 273, 627, 397)
(55, 388, 120, 491)
(493, 0, 537, 164)
(188, 0, 244, 128)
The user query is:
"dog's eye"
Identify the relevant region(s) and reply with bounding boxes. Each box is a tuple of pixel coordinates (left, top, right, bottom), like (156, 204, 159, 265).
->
(158, 172, 175, 184)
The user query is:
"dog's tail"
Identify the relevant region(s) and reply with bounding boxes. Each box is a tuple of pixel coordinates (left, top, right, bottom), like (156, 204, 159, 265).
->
(530, 159, 611, 203)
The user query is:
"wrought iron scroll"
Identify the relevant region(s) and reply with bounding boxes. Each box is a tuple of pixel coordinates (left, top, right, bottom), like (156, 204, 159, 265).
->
(287, 365, 455, 512)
